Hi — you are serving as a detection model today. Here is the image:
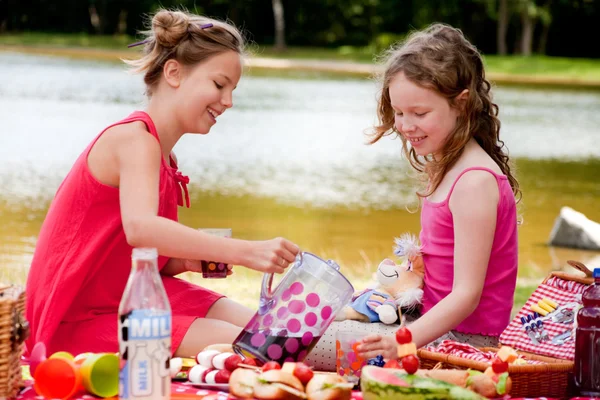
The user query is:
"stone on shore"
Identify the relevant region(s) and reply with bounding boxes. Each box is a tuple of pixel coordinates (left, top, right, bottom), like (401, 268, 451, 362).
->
(548, 206, 600, 250)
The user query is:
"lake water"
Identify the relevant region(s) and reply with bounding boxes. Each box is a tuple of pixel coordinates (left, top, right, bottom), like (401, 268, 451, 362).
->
(1, 51, 599, 303)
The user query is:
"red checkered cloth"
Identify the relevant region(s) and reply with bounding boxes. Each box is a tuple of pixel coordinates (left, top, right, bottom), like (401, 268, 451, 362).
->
(424, 340, 544, 365)
(499, 276, 587, 361)
(16, 380, 365, 400)
(17, 377, 597, 400)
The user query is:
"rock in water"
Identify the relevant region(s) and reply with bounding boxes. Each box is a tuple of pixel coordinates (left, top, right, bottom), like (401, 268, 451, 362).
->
(548, 207, 600, 250)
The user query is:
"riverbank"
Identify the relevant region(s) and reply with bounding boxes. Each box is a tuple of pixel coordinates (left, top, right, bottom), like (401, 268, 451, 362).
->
(2, 33, 600, 88)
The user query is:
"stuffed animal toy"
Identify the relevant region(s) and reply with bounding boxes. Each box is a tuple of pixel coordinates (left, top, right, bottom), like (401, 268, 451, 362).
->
(335, 234, 425, 324)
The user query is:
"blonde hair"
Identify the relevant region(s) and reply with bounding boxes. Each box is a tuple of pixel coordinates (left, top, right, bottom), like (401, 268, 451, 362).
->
(370, 23, 521, 202)
(125, 9, 246, 96)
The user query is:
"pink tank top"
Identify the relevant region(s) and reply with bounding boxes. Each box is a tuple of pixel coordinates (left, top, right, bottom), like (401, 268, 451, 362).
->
(420, 167, 518, 337)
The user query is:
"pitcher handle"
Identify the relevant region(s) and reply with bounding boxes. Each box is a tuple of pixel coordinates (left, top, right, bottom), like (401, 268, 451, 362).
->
(259, 252, 303, 313)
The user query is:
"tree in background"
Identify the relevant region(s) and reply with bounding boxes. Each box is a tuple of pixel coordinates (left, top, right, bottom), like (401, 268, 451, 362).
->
(497, 0, 508, 55)
(536, 1, 552, 55)
(272, 0, 286, 51)
(0, 0, 598, 58)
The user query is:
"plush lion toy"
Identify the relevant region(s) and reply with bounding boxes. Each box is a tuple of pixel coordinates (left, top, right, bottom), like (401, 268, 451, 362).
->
(335, 234, 425, 324)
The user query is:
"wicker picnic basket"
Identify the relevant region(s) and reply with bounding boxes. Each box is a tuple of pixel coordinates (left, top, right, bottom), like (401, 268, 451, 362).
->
(417, 262, 595, 398)
(417, 346, 573, 398)
(0, 285, 28, 399)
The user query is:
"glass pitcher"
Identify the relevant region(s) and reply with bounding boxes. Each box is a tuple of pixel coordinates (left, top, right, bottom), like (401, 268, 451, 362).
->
(232, 252, 354, 365)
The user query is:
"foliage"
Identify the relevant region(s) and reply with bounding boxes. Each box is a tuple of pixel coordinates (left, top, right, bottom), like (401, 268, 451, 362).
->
(0, 0, 599, 57)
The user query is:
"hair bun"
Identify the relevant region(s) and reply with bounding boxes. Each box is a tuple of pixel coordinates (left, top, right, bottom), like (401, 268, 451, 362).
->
(152, 10, 189, 48)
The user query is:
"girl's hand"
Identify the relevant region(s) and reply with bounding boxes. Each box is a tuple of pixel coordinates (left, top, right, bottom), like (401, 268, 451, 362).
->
(357, 334, 398, 361)
(244, 237, 300, 274)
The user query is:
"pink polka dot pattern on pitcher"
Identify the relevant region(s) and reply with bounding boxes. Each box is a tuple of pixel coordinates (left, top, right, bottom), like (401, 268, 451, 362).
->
(241, 280, 340, 364)
(289, 300, 306, 314)
(306, 293, 320, 307)
(285, 338, 299, 353)
(263, 315, 273, 326)
(268, 344, 283, 359)
(251, 332, 266, 347)
(321, 306, 332, 320)
(302, 331, 314, 346)
(277, 307, 289, 319)
(305, 312, 317, 327)
(287, 318, 301, 333)
(282, 290, 292, 302)
(290, 282, 304, 295)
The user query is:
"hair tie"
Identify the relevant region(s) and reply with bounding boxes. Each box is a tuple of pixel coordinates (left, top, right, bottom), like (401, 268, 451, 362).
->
(127, 23, 214, 48)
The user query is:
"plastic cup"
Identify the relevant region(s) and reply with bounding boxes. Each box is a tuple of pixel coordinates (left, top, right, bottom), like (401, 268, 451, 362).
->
(199, 228, 233, 278)
(33, 357, 81, 399)
(73, 352, 94, 366)
(50, 351, 75, 361)
(79, 353, 119, 398)
(335, 330, 367, 384)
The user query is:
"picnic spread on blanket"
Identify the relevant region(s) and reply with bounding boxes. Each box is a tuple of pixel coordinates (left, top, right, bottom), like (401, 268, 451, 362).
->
(4, 250, 599, 400)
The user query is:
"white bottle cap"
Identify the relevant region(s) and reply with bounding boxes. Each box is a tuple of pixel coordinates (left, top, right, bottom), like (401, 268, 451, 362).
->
(132, 248, 158, 260)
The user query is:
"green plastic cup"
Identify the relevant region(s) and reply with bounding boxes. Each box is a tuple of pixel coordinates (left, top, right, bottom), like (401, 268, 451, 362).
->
(79, 353, 119, 398)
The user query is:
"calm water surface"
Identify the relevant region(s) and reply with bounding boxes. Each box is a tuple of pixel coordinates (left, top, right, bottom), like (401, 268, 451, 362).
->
(1, 52, 599, 303)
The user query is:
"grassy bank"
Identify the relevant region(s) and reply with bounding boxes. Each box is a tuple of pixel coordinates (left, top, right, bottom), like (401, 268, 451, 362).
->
(2, 32, 600, 86)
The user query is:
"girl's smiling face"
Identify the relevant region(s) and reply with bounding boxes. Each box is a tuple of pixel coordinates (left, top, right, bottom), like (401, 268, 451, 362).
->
(170, 50, 242, 135)
(389, 72, 461, 158)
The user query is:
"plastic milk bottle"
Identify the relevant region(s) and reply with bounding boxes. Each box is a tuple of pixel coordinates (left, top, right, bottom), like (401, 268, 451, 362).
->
(119, 248, 172, 400)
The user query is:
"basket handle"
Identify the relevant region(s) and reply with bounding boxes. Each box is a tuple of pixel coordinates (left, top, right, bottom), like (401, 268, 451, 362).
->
(567, 260, 593, 277)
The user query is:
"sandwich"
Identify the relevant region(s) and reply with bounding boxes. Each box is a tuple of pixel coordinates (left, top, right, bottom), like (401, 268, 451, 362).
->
(231, 368, 307, 400)
(305, 374, 354, 400)
(229, 368, 259, 399)
(254, 369, 307, 400)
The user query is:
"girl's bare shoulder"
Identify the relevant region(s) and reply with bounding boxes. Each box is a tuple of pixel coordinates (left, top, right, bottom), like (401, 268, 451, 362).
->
(101, 121, 157, 146)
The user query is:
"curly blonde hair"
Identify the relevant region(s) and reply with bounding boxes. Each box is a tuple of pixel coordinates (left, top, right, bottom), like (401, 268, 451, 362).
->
(124, 9, 246, 96)
(370, 23, 520, 202)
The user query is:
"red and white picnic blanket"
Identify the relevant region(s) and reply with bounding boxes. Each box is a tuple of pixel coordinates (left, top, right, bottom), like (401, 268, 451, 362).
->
(16, 380, 366, 400)
(499, 276, 588, 360)
(16, 381, 598, 400)
(424, 340, 544, 365)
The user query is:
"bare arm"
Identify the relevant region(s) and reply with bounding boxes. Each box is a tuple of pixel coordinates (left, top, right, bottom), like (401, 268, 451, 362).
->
(358, 171, 499, 358)
(116, 128, 298, 273)
(161, 258, 186, 276)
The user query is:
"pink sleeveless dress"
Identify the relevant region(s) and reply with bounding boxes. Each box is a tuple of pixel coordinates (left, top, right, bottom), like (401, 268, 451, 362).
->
(420, 167, 518, 337)
(25, 111, 223, 356)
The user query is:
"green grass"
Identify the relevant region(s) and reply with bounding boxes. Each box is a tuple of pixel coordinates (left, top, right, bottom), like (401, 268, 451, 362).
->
(483, 55, 600, 81)
(0, 32, 135, 50)
(2, 32, 600, 83)
(257, 45, 377, 63)
(514, 284, 537, 316)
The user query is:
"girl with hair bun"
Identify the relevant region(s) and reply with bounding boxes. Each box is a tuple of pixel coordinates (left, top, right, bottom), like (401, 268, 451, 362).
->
(26, 9, 299, 357)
